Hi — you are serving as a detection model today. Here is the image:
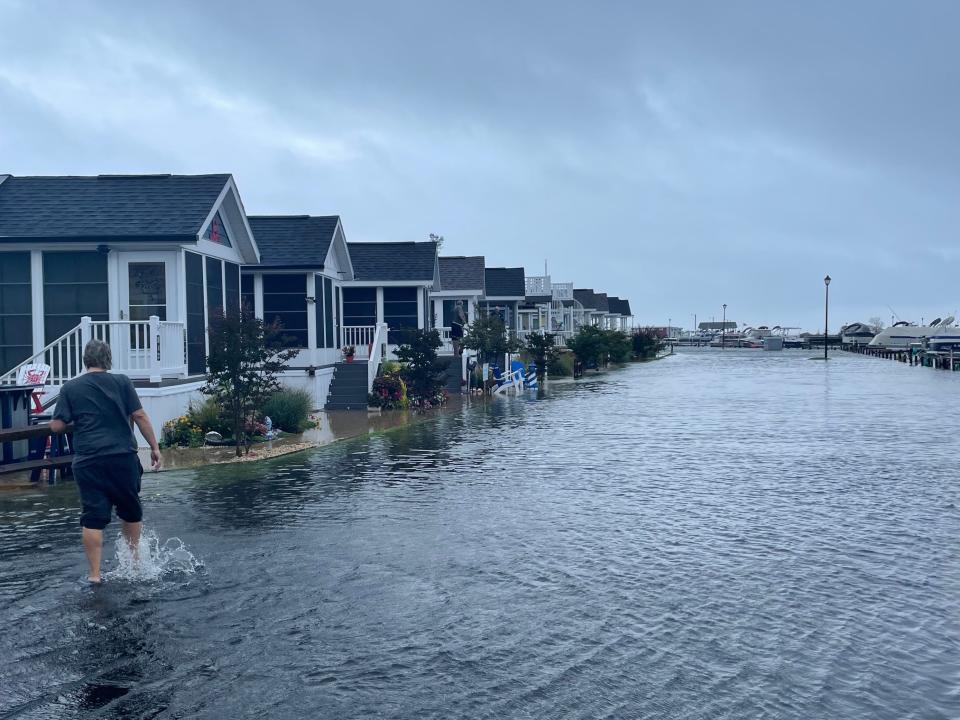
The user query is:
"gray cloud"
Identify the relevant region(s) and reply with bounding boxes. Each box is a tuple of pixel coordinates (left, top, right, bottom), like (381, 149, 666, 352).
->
(1, 0, 957, 329)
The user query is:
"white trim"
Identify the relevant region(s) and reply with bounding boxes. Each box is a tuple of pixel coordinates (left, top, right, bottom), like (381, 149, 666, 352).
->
(307, 274, 317, 349)
(253, 273, 264, 318)
(196, 177, 260, 264)
(329, 219, 355, 281)
(201, 254, 209, 358)
(30, 250, 43, 355)
(376, 286, 384, 325)
(343, 280, 434, 287)
(430, 289, 485, 298)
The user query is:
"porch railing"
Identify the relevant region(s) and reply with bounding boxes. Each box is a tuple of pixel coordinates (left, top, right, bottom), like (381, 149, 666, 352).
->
(341, 325, 378, 360)
(367, 322, 388, 394)
(0, 316, 187, 392)
(87, 317, 187, 381)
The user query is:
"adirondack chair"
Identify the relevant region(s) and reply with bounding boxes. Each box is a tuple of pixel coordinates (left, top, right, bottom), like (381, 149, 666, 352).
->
(16, 363, 51, 413)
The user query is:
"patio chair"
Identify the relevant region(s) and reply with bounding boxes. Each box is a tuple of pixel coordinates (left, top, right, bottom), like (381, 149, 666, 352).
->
(16, 363, 51, 413)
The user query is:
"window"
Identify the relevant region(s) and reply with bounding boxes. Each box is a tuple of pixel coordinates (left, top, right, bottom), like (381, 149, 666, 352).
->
(185, 252, 205, 375)
(205, 257, 223, 317)
(341, 287, 376, 327)
(0, 252, 31, 373)
(43, 251, 108, 344)
(383, 287, 418, 344)
(224, 262, 240, 313)
(263, 274, 307, 348)
(240, 273, 255, 312)
(127, 262, 167, 321)
(204, 211, 232, 247)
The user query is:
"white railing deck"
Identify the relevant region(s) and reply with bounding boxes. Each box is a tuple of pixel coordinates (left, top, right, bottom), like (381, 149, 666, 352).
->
(0, 316, 188, 393)
(341, 325, 377, 360)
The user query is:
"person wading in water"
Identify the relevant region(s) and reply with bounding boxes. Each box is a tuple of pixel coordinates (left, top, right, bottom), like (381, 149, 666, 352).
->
(50, 339, 162, 583)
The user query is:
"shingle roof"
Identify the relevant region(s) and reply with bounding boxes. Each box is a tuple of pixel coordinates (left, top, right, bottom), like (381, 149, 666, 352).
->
(593, 293, 610, 313)
(347, 241, 437, 282)
(523, 294, 552, 306)
(247, 215, 338, 268)
(0, 174, 231, 241)
(484, 267, 525, 298)
(574, 288, 598, 310)
(607, 296, 630, 316)
(439, 256, 485, 292)
(612, 298, 632, 316)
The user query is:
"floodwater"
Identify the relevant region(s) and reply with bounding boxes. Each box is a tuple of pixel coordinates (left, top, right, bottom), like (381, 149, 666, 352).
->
(1, 350, 957, 719)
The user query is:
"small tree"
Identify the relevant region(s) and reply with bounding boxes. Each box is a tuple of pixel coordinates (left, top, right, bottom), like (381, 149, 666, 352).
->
(604, 329, 633, 363)
(462, 306, 523, 365)
(567, 325, 607, 369)
(524, 331, 560, 385)
(394, 328, 447, 407)
(632, 327, 664, 360)
(203, 309, 298, 456)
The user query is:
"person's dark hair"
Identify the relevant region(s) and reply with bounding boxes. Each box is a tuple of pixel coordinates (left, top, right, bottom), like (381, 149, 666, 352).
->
(83, 339, 112, 370)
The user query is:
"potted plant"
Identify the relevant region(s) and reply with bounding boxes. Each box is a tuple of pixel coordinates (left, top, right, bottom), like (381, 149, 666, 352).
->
(342, 345, 356, 363)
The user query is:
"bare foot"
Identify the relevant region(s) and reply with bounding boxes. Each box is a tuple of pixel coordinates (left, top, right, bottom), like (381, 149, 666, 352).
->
(88, 576, 103, 584)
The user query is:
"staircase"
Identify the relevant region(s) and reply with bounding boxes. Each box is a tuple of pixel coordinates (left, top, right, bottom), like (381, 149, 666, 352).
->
(324, 361, 370, 410)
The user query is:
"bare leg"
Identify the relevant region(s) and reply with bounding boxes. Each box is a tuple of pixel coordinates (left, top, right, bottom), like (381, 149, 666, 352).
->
(121, 520, 142, 562)
(82, 527, 103, 582)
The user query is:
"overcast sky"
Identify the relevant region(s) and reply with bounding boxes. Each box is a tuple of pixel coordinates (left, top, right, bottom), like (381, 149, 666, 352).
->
(2, 0, 957, 330)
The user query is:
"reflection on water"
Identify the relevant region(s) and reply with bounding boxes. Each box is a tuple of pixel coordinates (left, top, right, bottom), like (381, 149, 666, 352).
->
(1, 350, 957, 719)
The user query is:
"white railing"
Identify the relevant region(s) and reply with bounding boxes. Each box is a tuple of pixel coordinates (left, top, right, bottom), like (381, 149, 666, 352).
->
(0, 325, 85, 392)
(87, 317, 187, 381)
(367, 322, 388, 394)
(341, 325, 377, 360)
(0, 316, 187, 391)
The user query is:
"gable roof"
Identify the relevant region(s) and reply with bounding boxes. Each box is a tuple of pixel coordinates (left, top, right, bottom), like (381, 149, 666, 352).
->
(439, 255, 485, 292)
(610, 297, 632, 316)
(574, 288, 599, 310)
(607, 296, 631, 316)
(593, 292, 610, 313)
(247, 215, 339, 268)
(484, 267, 525, 298)
(347, 241, 437, 282)
(0, 174, 231, 241)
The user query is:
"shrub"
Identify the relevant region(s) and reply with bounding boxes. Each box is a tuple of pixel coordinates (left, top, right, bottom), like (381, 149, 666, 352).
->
(261, 388, 313, 433)
(548, 351, 574, 377)
(160, 415, 204, 448)
(186, 397, 230, 435)
(381, 360, 402, 376)
(395, 328, 447, 407)
(368, 374, 409, 409)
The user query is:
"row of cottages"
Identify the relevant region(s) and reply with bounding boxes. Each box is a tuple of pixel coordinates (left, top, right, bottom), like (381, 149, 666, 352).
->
(0, 173, 633, 438)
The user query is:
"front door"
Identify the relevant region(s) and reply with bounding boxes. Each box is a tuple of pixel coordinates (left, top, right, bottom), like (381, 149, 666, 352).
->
(117, 255, 176, 371)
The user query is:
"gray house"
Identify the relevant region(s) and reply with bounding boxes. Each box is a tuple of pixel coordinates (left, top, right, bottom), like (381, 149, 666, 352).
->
(0, 173, 259, 428)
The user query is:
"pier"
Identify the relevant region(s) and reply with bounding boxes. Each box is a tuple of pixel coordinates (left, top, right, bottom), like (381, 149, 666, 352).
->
(842, 343, 960, 371)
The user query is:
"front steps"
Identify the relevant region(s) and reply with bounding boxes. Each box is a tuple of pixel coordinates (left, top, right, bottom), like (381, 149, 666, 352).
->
(324, 361, 369, 411)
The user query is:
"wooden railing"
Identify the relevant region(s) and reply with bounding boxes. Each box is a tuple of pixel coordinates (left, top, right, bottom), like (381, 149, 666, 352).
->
(0, 422, 74, 484)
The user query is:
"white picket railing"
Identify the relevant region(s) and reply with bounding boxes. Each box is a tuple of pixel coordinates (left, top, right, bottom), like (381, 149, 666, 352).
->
(367, 322, 388, 394)
(0, 316, 187, 392)
(341, 325, 377, 360)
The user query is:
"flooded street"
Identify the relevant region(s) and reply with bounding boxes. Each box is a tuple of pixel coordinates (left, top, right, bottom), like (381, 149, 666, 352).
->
(1, 350, 957, 719)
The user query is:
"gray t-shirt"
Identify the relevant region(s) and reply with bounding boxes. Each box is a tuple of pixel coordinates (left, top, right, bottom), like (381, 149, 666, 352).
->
(53, 372, 143, 465)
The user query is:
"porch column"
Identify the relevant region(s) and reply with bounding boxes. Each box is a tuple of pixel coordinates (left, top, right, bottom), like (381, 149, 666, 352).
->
(148, 315, 161, 383)
(376, 287, 384, 324)
(306, 274, 317, 350)
(30, 251, 44, 354)
(253, 274, 264, 319)
(417, 288, 425, 329)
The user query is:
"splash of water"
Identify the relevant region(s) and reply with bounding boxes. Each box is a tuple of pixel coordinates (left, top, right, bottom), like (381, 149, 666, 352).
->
(105, 528, 203, 582)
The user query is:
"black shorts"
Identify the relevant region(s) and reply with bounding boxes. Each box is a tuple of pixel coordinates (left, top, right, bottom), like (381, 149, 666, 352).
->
(73, 453, 144, 529)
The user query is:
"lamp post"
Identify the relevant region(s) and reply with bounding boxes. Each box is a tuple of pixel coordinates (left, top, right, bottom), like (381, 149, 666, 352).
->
(824, 275, 831, 360)
(692, 313, 697, 346)
(722, 304, 727, 350)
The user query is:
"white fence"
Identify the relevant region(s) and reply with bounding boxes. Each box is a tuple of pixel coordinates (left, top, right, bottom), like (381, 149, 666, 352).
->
(341, 325, 378, 360)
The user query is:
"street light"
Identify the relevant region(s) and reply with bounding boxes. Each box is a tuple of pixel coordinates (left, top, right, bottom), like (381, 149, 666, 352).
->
(824, 275, 831, 361)
(722, 304, 727, 350)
